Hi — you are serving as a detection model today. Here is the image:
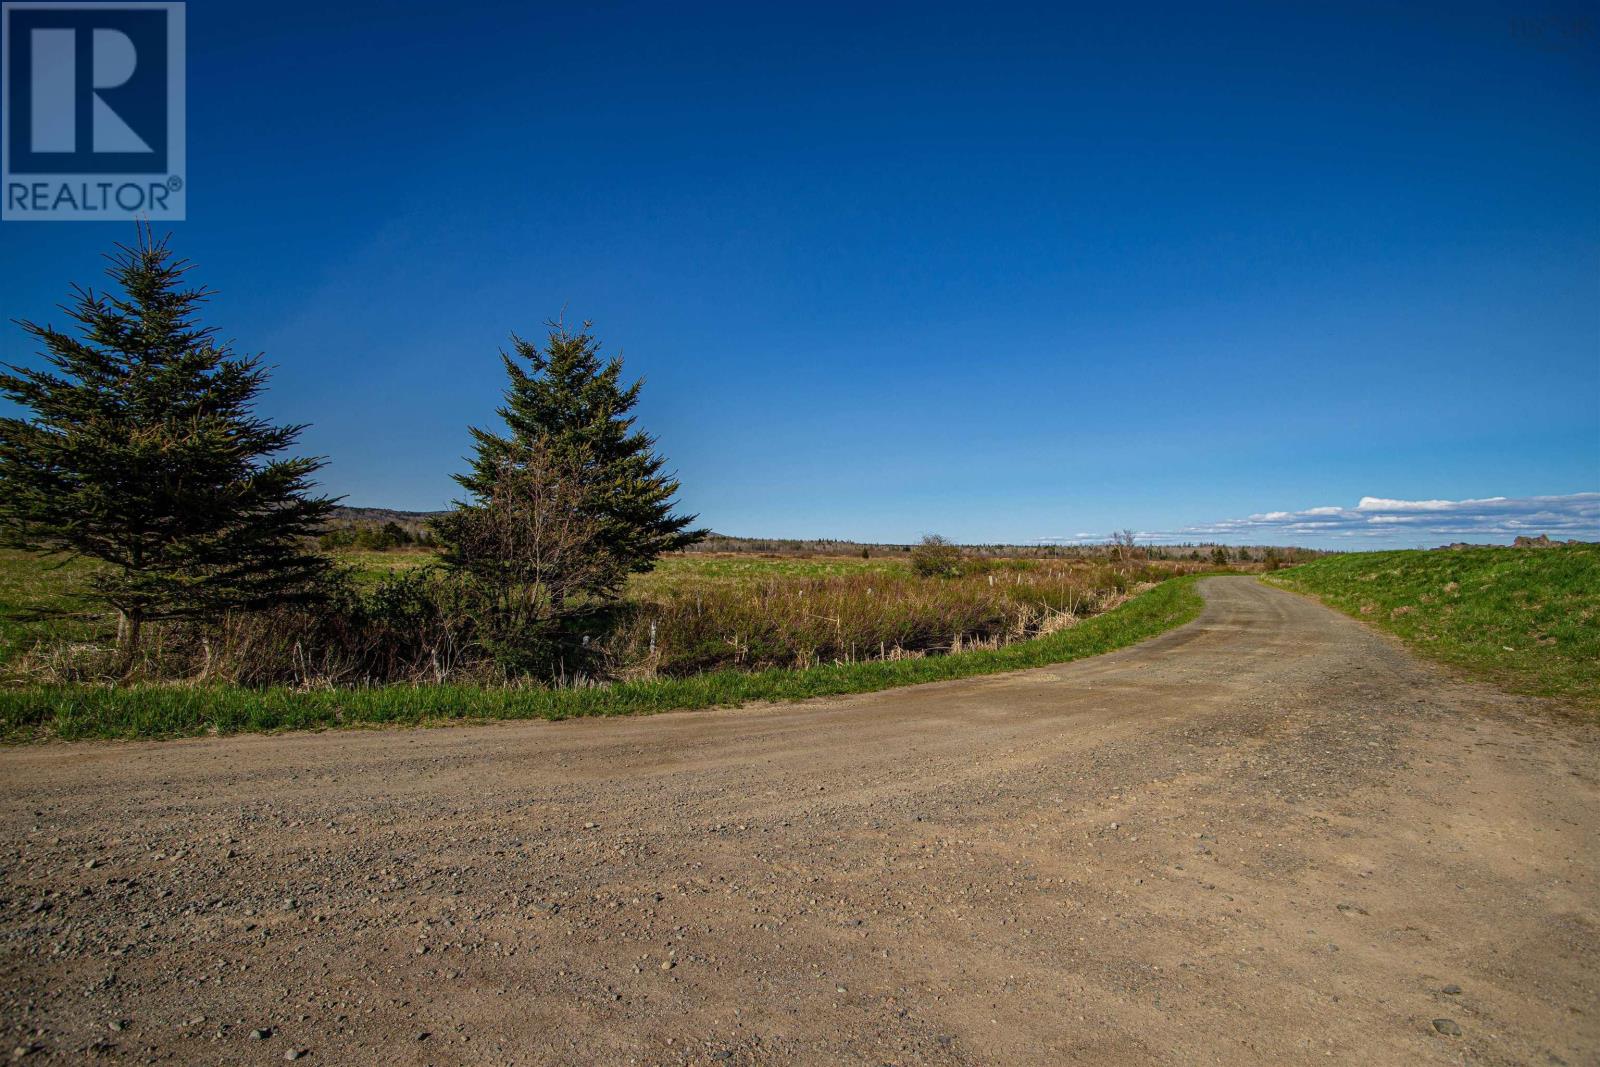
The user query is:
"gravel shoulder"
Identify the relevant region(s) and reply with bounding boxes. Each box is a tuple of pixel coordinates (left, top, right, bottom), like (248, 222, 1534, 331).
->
(2, 577, 1596, 1065)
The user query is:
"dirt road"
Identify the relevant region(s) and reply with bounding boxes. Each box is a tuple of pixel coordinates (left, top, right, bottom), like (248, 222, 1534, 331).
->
(1, 577, 1595, 1065)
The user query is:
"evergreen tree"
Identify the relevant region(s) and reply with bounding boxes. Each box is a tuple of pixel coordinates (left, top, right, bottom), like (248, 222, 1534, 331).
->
(452, 322, 703, 574)
(0, 228, 336, 667)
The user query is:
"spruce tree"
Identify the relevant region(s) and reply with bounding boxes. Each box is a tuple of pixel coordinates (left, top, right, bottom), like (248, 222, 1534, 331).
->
(0, 228, 336, 666)
(452, 323, 704, 575)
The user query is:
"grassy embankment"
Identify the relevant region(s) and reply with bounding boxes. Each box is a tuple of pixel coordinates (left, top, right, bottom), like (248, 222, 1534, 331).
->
(0, 550, 1205, 741)
(1267, 543, 1598, 712)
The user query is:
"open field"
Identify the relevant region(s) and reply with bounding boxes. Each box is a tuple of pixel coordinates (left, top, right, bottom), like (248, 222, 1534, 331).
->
(0, 550, 1206, 680)
(334, 548, 1182, 591)
(0, 548, 1215, 740)
(2, 578, 1594, 1065)
(1267, 543, 1599, 713)
(0, 577, 1201, 742)
(333, 550, 934, 589)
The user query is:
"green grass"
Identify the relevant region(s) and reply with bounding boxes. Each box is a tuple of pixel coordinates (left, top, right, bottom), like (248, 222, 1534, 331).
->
(335, 547, 438, 584)
(1266, 544, 1599, 712)
(0, 549, 101, 672)
(0, 576, 1203, 742)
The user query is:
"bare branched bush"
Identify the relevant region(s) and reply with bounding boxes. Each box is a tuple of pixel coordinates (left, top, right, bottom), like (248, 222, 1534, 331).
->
(1110, 528, 1147, 564)
(432, 443, 629, 678)
(910, 534, 964, 578)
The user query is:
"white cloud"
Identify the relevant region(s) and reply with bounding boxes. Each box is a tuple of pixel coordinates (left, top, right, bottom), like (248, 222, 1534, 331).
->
(1037, 492, 1600, 548)
(1355, 495, 1508, 512)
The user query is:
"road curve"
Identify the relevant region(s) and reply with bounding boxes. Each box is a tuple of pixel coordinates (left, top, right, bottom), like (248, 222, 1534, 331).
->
(1, 577, 1596, 1065)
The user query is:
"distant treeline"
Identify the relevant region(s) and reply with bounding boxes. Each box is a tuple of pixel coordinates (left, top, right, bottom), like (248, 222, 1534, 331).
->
(318, 516, 1326, 564)
(683, 533, 1326, 565)
(324, 507, 440, 543)
(318, 520, 433, 552)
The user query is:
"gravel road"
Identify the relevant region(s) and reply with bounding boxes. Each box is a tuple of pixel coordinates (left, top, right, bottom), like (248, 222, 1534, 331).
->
(2, 577, 1596, 1065)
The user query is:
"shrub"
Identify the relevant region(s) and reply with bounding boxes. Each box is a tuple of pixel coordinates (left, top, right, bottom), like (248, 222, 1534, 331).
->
(432, 442, 629, 678)
(8, 566, 475, 687)
(910, 534, 964, 578)
(318, 522, 416, 552)
(194, 568, 472, 686)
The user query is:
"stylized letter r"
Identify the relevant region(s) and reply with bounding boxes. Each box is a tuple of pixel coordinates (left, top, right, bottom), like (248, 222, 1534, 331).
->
(29, 27, 152, 154)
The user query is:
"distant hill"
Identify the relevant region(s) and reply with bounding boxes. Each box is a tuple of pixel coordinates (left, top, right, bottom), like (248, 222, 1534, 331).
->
(327, 506, 444, 539)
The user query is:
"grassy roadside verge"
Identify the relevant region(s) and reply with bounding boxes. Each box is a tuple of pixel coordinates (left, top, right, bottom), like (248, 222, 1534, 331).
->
(1266, 544, 1598, 713)
(0, 576, 1204, 743)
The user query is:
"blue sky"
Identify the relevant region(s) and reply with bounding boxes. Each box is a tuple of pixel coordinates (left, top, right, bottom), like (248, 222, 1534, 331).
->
(2, 0, 1596, 547)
